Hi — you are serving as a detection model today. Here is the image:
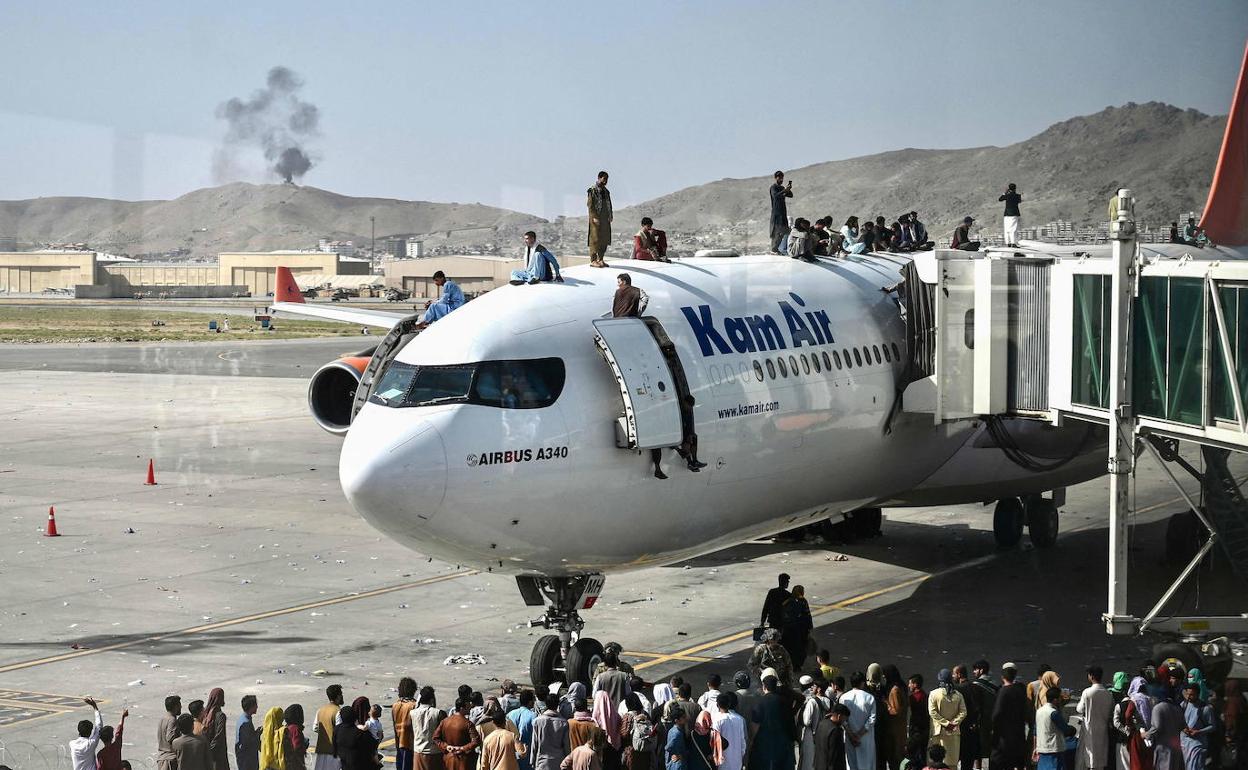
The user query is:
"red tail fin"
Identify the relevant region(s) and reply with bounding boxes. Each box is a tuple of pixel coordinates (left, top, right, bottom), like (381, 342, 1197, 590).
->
(274, 266, 304, 303)
(1200, 39, 1248, 246)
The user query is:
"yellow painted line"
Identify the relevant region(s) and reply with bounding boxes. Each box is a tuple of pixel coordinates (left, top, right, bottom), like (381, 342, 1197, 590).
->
(624, 650, 714, 663)
(0, 571, 476, 675)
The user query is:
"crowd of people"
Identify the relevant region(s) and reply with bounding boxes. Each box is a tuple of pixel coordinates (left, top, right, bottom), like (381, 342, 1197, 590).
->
(58, 577, 1246, 770)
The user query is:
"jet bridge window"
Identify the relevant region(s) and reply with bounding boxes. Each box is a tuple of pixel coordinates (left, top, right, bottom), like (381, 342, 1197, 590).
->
(368, 358, 566, 409)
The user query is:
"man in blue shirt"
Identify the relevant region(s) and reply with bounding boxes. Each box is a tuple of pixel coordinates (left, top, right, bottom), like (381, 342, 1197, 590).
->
(506, 690, 540, 770)
(235, 695, 260, 770)
(1180, 684, 1214, 770)
(417, 271, 464, 328)
(666, 709, 689, 770)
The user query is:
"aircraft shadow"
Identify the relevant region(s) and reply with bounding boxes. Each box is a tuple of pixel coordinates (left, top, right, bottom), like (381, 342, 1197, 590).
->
(646, 517, 1246, 687)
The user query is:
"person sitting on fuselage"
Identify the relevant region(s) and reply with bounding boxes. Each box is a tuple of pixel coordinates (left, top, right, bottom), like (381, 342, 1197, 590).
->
(510, 231, 564, 285)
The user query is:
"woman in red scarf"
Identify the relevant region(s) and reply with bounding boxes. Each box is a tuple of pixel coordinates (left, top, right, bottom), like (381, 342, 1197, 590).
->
(283, 705, 310, 770)
(689, 711, 725, 770)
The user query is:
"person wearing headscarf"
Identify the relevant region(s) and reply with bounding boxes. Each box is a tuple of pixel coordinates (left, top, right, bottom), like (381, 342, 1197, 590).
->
(653, 684, 676, 710)
(434, 698, 481, 770)
(563, 684, 590, 721)
(1117, 677, 1155, 770)
(990, 665, 1033, 770)
(839, 672, 877, 770)
(1109, 673, 1131, 770)
(532, 694, 570, 770)
(1184, 671, 1210, 704)
(200, 688, 231, 770)
(1033, 671, 1062, 713)
(880, 666, 908, 770)
(1147, 694, 1184, 770)
(282, 705, 310, 770)
(780, 586, 814, 673)
(593, 690, 623, 770)
(688, 711, 724, 770)
(928, 670, 966, 766)
(866, 664, 888, 770)
(1150, 667, 1174, 705)
(261, 707, 287, 770)
(336, 698, 380, 770)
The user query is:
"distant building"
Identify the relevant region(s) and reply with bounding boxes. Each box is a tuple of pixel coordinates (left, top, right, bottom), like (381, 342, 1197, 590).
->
(384, 237, 407, 262)
(219, 250, 370, 296)
(0, 250, 97, 293)
(406, 240, 425, 258)
(317, 238, 357, 257)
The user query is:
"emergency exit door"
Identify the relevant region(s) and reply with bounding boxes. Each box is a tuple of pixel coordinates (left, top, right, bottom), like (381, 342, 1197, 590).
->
(592, 318, 684, 450)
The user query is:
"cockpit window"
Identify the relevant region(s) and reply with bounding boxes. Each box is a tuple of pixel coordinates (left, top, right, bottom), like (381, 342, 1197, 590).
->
(368, 358, 566, 409)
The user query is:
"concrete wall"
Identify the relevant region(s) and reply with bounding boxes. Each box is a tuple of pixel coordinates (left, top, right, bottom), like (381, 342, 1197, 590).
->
(217, 252, 369, 296)
(99, 263, 220, 291)
(383, 254, 592, 298)
(0, 251, 96, 292)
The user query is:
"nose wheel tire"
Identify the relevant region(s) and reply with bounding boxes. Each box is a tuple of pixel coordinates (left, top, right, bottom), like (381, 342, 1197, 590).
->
(563, 637, 605, 687)
(530, 634, 563, 692)
(993, 497, 1024, 549)
(1026, 497, 1059, 548)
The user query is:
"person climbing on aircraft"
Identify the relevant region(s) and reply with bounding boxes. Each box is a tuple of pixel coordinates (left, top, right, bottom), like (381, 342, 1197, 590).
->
(611, 273, 648, 319)
(1182, 218, 1209, 248)
(588, 171, 613, 268)
(634, 218, 671, 262)
(908, 212, 933, 250)
(511, 232, 564, 285)
(999, 183, 1023, 247)
(416, 271, 465, 329)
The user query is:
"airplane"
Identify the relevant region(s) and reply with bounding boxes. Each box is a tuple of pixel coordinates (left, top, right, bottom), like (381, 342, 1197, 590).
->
(273, 41, 1248, 690)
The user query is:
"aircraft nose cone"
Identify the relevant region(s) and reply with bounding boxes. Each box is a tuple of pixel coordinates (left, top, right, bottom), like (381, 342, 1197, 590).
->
(340, 406, 447, 538)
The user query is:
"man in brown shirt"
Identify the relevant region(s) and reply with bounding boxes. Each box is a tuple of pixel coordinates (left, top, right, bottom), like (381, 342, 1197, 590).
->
(612, 274, 645, 318)
(158, 696, 182, 770)
(393, 677, 419, 770)
(433, 698, 481, 770)
(315, 684, 345, 770)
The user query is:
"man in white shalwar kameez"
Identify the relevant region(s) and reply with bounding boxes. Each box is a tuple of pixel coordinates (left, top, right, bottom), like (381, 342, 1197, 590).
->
(1077, 667, 1114, 770)
(840, 673, 877, 770)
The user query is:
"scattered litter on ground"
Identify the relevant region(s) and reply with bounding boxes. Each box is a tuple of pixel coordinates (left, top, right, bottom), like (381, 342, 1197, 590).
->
(412, 638, 442, 645)
(619, 597, 652, 605)
(443, 654, 487, 666)
(312, 669, 329, 677)
(128, 679, 144, 687)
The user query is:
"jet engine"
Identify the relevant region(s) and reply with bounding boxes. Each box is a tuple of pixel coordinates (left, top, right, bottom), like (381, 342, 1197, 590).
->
(308, 355, 372, 435)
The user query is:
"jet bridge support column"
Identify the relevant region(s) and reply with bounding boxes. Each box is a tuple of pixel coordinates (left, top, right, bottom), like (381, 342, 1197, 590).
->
(1104, 189, 1138, 635)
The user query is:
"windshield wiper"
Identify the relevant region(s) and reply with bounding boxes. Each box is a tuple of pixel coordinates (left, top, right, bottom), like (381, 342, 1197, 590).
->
(418, 395, 468, 406)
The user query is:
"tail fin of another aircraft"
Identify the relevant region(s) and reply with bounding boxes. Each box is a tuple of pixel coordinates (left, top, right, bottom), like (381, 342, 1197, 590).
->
(1200, 39, 1248, 246)
(274, 266, 304, 303)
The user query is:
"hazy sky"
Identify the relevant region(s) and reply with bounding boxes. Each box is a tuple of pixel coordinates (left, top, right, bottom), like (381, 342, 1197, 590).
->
(1, 0, 1244, 218)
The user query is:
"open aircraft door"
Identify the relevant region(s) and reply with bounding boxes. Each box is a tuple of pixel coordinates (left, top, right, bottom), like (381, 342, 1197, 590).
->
(592, 317, 685, 450)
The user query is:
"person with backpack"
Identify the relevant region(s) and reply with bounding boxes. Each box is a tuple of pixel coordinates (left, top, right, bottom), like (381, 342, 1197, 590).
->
(799, 678, 831, 770)
(748, 630, 794, 688)
(621, 695, 657, 770)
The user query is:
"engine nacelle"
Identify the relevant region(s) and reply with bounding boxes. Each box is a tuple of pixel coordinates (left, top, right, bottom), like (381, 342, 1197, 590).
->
(308, 356, 371, 435)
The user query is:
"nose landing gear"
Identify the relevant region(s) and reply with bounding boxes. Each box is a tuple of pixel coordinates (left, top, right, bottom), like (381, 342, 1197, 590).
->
(518, 574, 606, 691)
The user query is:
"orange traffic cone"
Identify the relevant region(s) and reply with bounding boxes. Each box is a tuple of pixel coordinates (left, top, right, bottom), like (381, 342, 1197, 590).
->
(144, 459, 157, 486)
(45, 506, 60, 537)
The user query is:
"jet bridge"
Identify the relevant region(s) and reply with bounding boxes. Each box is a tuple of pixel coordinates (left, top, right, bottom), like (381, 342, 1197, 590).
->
(900, 190, 1248, 653)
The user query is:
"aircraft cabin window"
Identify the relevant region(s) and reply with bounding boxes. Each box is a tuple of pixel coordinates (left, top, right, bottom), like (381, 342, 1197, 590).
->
(811, 354, 820, 373)
(801, 355, 811, 374)
(823, 352, 832, 370)
(832, 351, 841, 370)
(873, 345, 882, 364)
(753, 360, 764, 381)
(843, 349, 853, 368)
(766, 359, 776, 379)
(853, 348, 863, 367)
(778, 357, 789, 378)
(891, 342, 902, 361)
(789, 355, 799, 376)
(883, 345, 891, 363)
(369, 358, 566, 409)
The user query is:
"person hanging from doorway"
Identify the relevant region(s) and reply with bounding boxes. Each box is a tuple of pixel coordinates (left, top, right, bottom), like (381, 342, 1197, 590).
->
(415, 271, 465, 329)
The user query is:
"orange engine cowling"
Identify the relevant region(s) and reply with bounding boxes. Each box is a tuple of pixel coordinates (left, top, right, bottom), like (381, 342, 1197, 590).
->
(308, 355, 371, 435)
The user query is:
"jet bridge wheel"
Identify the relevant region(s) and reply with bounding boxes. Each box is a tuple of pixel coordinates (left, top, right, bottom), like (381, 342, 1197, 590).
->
(563, 637, 605, 688)
(993, 497, 1025, 549)
(1026, 497, 1059, 549)
(530, 634, 563, 692)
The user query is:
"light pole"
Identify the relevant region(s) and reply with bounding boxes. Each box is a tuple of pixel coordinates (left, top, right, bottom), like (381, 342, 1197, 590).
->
(370, 216, 376, 270)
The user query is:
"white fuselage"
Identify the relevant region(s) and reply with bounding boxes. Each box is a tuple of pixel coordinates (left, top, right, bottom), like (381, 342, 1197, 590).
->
(338, 253, 1098, 576)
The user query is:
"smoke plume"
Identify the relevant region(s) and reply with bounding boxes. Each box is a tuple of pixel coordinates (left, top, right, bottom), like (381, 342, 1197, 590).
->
(215, 66, 320, 183)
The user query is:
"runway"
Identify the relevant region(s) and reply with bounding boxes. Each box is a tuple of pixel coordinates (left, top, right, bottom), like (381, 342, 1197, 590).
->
(0, 337, 1241, 766)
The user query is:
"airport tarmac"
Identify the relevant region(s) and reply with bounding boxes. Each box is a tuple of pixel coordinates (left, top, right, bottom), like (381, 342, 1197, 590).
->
(0, 338, 1243, 768)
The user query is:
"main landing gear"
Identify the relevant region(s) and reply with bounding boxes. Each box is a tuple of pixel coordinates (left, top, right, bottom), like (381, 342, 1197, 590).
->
(518, 574, 607, 691)
(993, 492, 1061, 549)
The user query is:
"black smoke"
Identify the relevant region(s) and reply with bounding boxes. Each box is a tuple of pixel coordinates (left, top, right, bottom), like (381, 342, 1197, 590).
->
(215, 66, 320, 183)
